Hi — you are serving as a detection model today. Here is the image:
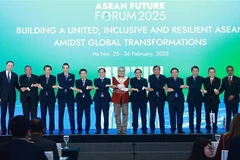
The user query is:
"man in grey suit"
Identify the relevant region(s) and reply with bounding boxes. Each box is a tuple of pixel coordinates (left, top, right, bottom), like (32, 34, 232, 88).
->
(29, 118, 59, 160)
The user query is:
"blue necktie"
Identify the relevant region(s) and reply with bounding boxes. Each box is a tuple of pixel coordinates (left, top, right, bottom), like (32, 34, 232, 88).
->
(65, 75, 68, 81)
(7, 72, 11, 83)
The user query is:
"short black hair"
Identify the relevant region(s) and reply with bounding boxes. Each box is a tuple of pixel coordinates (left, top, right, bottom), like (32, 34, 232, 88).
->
(24, 65, 32, 69)
(79, 69, 87, 74)
(43, 65, 52, 71)
(98, 68, 106, 73)
(226, 66, 234, 71)
(30, 118, 45, 133)
(62, 63, 69, 68)
(9, 115, 29, 138)
(153, 65, 160, 70)
(171, 67, 179, 73)
(134, 68, 142, 73)
(6, 61, 14, 65)
(191, 66, 199, 71)
(208, 67, 215, 72)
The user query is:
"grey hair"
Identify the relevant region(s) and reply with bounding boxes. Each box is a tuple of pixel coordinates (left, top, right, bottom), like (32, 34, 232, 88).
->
(118, 66, 125, 71)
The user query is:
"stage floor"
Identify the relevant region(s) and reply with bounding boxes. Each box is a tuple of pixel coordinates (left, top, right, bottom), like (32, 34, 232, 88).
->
(0, 128, 221, 143)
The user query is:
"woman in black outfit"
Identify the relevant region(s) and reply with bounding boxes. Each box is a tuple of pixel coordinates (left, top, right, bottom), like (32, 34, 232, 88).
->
(188, 138, 214, 160)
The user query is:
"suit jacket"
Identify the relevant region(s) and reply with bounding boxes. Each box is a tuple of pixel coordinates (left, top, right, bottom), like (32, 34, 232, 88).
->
(19, 74, 39, 102)
(0, 139, 47, 160)
(186, 76, 204, 104)
(75, 79, 93, 105)
(38, 75, 56, 103)
(93, 78, 111, 103)
(166, 77, 185, 103)
(203, 77, 221, 104)
(219, 75, 240, 103)
(148, 74, 166, 102)
(0, 71, 20, 102)
(30, 135, 59, 160)
(129, 77, 148, 103)
(227, 134, 240, 160)
(57, 73, 75, 100)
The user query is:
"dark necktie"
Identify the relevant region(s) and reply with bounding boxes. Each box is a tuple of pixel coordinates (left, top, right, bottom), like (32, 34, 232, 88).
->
(82, 80, 85, 97)
(174, 78, 178, 97)
(101, 79, 104, 97)
(7, 72, 11, 83)
(46, 76, 49, 96)
(228, 76, 232, 86)
(28, 76, 31, 82)
(210, 78, 213, 85)
(65, 75, 68, 81)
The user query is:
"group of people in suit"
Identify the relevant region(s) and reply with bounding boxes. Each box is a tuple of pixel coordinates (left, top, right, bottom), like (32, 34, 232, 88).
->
(0, 60, 239, 135)
(0, 115, 58, 160)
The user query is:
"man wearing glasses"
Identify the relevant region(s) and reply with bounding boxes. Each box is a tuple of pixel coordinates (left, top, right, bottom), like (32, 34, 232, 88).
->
(218, 66, 240, 131)
(111, 67, 132, 134)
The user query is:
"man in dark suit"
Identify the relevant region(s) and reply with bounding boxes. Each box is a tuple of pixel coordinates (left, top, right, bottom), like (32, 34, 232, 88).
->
(29, 118, 59, 160)
(147, 65, 166, 134)
(0, 61, 21, 135)
(39, 65, 60, 134)
(130, 69, 148, 134)
(219, 66, 240, 131)
(202, 67, 221, 133)
(57, 63, 75, 134)
(19, 65, 39, 120)
(186, 66, 204, 133)
(166, 68, 187, 134)
(75, 69, 94, 134)
(0, 115, 47, 160)
(93, 68, 111, 134)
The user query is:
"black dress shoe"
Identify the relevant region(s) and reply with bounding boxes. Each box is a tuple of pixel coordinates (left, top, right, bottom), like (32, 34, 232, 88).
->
(58, 131, 63, 135)
(49, 131, 54, 135)
(71, 131, 75, 135)
(150, 131, 155, 134)
(133, 131, 137, 134)
(178, 131, 185, 134)
(1, 132, 6, 135)
(190, 130, 194, 134)
(196, 130, 202, 134)
(78, 131, 82, 134)
(161, 131, 166, 134)
(213, 130, 217, 134)
(142, 131, 148, 134)
(206, 130, 210, 134)
(104, 131, 108, 135)
(86, 131, 90, 135)
(171, 131, 175, 134)
(95, 131, 101, 134)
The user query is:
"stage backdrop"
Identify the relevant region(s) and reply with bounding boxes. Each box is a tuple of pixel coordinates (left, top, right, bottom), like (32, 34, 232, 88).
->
(1, 0, 240, 131)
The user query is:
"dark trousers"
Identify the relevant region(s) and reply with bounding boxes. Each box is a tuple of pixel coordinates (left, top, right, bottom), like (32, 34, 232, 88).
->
(95, 98, 109, 132)
(168, 98, 184, 132)
(22, 97, 38, 120)
(77, 100, 91, 132)
(40, 98, 55, 131)
(204, 102, 219, 131)
(1, 99, 15, 134)
(188, 102, 202, 131)
(131, 101, 147, 132)
(225, 100, 238, 131)
(58, 99, 75, 132)
(149, 100, 165, 132)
